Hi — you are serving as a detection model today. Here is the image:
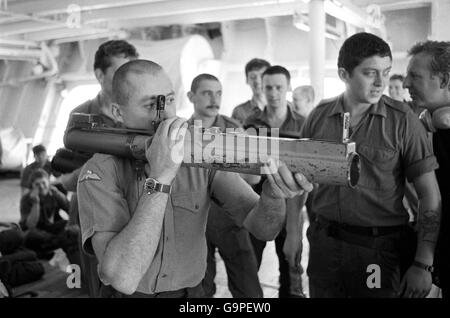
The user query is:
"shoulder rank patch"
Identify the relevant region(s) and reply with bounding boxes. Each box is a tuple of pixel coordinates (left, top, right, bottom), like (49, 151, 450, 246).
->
(79, 170, 101, 183)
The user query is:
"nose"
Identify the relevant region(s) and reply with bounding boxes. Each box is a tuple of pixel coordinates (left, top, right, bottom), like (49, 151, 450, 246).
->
(403, 75, 411, 89)
(374, 74, 383, 87)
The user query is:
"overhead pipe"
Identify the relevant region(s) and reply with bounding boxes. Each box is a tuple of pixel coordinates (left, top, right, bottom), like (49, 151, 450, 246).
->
(0, 42, 58, 87)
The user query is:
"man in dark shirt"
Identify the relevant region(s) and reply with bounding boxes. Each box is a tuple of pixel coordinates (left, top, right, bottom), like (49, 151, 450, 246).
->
(245, 65, 306, 298)
(232, 58, 271, 125)
(20, 169, 78, 263)
(20, 145, 54, 195)
(301, 32, 441, 298)
(404, 40, 450, 298)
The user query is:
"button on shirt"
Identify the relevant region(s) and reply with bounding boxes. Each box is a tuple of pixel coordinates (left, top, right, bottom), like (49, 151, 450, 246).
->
(300, 94, 438, 227)
(77, 154, 259, 295)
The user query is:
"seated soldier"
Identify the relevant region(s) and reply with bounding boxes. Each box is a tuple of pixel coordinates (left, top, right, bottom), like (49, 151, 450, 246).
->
(19, 169, 79, 265)
(20, 144, 65, 195)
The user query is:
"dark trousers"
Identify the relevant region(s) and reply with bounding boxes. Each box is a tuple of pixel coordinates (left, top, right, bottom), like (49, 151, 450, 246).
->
(202, 211, 262, 298)
(250, 228, 304, 298)
(307, 218, 412, 298)
(24, 220, 80, 266)
(0, 228, 45, 288)
(100, 282, 205, 298)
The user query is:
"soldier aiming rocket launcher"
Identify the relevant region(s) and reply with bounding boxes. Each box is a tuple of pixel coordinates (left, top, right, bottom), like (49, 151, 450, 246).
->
(57, 111, 361, 188)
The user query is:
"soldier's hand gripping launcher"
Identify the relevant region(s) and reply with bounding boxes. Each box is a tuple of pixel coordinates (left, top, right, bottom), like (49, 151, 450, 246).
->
(63, 113, 360, 187)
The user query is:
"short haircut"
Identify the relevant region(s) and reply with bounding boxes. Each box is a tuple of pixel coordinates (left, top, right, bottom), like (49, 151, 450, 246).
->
(262, 65, 291, 84)
(32, 144, 46, 155)
(94, 40, 139, 73)
(389, 74, 404, 82)
(190, 74, 220, 93)
(408, 41, 450, 75)
(294, 85, 315, 101)
(245, 58, 271, 78)
(112, 59, 163, 106)
(29, 168, 49, 184)
(338, 32, 392, 74)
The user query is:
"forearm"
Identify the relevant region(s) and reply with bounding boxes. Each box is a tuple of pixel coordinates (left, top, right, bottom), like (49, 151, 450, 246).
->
(415, 194, 441, 264)
(26, 203, 40, 229)
(100, 193, 168, 292)
(243, 186, 285, 241)
(285, 194, 306, 236)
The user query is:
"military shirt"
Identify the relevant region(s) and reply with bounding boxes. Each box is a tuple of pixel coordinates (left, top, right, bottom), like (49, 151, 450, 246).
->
(300, 94, 438, 227)
(232, 100, 262, 126)
(77, 153, 259, 295)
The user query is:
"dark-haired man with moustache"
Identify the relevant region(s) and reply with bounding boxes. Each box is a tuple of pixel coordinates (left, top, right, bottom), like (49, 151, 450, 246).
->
(300, 32, 441, 298)
(76, 60, 312, 297)
(187, 73, 262, 298)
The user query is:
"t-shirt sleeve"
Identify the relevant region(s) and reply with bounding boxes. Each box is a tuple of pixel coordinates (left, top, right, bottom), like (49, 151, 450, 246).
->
(210, 171, 259, 227)
(77, 156, 130, 255)
(402, 110, 439, 182)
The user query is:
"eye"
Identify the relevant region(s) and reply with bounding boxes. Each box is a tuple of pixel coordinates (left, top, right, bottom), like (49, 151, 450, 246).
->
(166, 96, 175, 104)
(364, 71, 376, 77)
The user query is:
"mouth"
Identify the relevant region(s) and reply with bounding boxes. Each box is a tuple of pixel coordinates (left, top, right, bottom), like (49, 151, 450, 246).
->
(206, 105, 219, 110)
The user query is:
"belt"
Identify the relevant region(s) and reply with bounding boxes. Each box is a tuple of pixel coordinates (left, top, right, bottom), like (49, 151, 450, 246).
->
(316, 215, 406, 237)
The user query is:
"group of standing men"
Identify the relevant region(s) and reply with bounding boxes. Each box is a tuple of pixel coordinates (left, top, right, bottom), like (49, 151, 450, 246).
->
(40, 31, 450, 298)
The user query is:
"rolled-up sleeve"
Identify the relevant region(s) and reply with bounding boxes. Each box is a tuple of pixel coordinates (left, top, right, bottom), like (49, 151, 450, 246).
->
(77, 155, 130, 255)
(210, 171, 259, 227)
(402, 111, 439, 182)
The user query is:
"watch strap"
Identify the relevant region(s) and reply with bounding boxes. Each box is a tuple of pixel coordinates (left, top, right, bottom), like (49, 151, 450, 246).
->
(412, 260, 434, 273)
(153, 182, 171, 194)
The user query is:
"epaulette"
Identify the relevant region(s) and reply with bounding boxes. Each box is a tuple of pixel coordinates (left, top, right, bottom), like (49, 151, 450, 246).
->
(382, 95, 411, 114)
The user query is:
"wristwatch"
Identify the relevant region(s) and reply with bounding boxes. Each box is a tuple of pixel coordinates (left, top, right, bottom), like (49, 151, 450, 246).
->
(412, 260, 434, 273)
(144, 177, 171, 195)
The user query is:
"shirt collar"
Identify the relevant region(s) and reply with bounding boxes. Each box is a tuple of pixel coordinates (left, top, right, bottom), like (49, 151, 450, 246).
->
(327, 94, 387, 118)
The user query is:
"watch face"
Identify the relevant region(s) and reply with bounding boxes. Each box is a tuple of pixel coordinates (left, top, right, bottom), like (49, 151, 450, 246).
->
(145, 178, 157, 193)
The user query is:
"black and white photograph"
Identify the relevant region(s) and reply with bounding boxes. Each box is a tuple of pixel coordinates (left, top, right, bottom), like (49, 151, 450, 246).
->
(0, 0, 449, 305)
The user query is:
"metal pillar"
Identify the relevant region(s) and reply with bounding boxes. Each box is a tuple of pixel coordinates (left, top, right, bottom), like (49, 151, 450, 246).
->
(308, 0, 325, 103)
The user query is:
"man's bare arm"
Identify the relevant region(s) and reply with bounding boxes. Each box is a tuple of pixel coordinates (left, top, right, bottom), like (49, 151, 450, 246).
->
(414, 171, 441, 264)
(399, 171, 441, 298)
(91, 192, 168, 295)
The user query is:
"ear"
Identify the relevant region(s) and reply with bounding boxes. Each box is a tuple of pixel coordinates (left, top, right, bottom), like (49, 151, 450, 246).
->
(94, 68, 105, 86)
(440, 72, 450, 90)
(187, 91, 194, 103)
(111, 103, 124, 123)
(338, 67, 349, 83)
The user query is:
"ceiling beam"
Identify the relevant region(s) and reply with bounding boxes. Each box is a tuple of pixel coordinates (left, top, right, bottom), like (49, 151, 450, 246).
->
(23, 27, 124, 42)
(7, 0, 165, 16)
(0, 21, 62, 37)
(78, 0, 300, 24)
(353, 0, 431, 11)
(110, 1, 308, 28)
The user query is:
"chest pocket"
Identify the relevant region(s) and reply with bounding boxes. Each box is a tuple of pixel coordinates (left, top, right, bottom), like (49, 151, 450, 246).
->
(171, 191, 204, 214)
(357, 144, 398, 190)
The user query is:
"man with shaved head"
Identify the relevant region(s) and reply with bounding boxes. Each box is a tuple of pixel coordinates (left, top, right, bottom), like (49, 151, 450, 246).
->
(76, 59, 313, 297)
